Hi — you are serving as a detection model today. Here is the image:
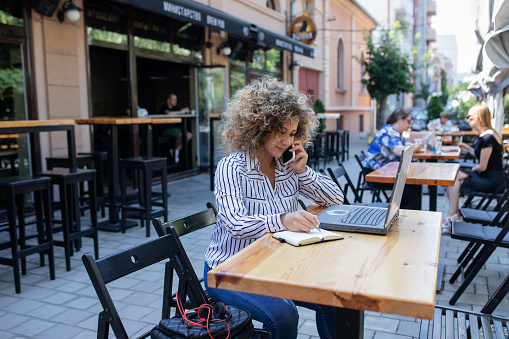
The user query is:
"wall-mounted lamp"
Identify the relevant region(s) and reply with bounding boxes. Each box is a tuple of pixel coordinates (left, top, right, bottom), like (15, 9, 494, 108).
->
(217, 41, 231, 56)
(57, 0, 82, 23)
(289, 60, 302, 71)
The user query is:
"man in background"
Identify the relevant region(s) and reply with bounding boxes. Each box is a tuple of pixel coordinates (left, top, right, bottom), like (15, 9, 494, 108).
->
(156, 93, 193, 163)
(427, 111, 458, 132)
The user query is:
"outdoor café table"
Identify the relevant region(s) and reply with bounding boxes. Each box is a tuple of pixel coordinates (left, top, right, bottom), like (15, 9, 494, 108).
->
(365, 162, 460, 211)
(207, 205, 442, 339)
(75, 117, 180, 231)
(0, 120, 77, 173)
(412, 145, 461, 161)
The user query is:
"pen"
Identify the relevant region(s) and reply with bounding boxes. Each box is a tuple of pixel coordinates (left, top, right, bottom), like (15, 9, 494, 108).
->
(316, 225, 322, 232)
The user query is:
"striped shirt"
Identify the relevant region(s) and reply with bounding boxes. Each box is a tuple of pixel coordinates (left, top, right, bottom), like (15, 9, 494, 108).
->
(205, 151, 344, 268)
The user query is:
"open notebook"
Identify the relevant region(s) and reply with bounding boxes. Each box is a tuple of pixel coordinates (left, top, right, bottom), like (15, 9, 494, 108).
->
(273, 228, 343, 247)
(318, 144, 415, 235)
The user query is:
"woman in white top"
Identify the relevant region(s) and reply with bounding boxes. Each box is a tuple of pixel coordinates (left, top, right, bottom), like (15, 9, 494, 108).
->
(204, 78, 344, 339)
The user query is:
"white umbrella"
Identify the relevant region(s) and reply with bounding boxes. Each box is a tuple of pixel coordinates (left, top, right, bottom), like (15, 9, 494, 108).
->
(485, 0, 509, 68)
(468, 0, 508, 134)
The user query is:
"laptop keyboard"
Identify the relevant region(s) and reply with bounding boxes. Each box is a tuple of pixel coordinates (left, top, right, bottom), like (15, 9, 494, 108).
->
(340, 207, 387, 225)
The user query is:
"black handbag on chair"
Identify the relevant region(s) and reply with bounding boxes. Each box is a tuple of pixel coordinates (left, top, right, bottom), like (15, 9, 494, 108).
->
(151, 303, 253, 339)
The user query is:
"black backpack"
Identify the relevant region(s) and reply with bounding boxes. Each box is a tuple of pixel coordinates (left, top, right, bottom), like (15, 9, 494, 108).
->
(151, 304, 253, 339)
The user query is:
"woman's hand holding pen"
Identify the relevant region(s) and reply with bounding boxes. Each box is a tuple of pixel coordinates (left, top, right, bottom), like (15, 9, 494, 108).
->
(287, 140, 308, 174)
(281, 210, 320, 232)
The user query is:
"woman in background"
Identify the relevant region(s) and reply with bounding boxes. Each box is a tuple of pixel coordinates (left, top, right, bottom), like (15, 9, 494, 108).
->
(442, 104, 506, 234)
(363, 108, 422, 210)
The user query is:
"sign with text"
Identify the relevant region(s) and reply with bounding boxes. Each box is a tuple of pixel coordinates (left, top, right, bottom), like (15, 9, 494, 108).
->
(289, 16, 317, 45)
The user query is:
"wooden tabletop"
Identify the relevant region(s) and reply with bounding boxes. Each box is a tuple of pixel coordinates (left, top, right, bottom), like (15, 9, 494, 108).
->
(412, 146, 461, 160)
(75, 117, 181, 125)
(0, 120, 75, 127)
(365, 162, 460, 186)
(207, 207, 441, 319)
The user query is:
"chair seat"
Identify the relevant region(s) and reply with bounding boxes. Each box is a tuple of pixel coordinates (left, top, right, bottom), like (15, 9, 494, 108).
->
(37, 168, 96, 182)
(460, 208, 502, 225)
(451, 221, 509, 246)
(419, 306, 509, 338)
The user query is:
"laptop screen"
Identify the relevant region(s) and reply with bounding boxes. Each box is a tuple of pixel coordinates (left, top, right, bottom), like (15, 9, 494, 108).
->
(385, 144, 415, 224)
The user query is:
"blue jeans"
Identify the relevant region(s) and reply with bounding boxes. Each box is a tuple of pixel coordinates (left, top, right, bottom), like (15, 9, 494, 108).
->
(204, 263, 336, 339)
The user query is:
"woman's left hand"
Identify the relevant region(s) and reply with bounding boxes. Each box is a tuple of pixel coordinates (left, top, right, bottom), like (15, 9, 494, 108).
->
(287, 140, 308, 174)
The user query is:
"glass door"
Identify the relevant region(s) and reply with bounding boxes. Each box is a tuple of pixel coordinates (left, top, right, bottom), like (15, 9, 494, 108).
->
(194, 66, 226, 167)
(0, 40, 29, 177)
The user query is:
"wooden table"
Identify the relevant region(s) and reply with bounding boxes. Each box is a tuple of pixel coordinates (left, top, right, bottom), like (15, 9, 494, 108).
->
(365, 162, 460, 211)
(0, 120, 77, 174)
(75, 117, 180, 231)
(208, 206, 442, 339)
(412, 145, 461, 160)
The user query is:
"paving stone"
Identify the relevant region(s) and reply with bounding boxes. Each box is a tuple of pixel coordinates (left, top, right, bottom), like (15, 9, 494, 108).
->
(365, 315, 399, 332)
(10, 318, 54, 337)
(396, 319, 421, 336)
(37, 323, 83, 339)
(0, 313, 29, 331)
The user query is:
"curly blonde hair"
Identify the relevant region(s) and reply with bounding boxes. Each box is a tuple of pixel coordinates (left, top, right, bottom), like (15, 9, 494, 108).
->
(221, 78, 318, 156)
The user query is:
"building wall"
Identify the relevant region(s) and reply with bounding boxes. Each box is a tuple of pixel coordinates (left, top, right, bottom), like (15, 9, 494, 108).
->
(326, 0, 375, 134)
(31, 0, 90, 165)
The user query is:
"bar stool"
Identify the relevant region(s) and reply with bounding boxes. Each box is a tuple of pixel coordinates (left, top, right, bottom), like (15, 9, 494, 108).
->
(339, 130, 350, 161)
(46, 152, 107, 216)
(0, 176, 55, 293)
(120, 156, 168, 237)
(36, 168, 98, 271)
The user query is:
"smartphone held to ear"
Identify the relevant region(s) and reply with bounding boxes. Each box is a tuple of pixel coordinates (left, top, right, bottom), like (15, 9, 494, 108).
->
(281, 146, 295, 165)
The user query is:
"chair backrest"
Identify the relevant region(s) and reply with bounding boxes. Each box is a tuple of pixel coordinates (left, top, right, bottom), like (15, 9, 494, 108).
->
(153, 202, 217, 237)
(82, 227, 209, 338)
(489, 196, 509, 226)
(354, 152, 366, 169)
(326, 166, 362, 205)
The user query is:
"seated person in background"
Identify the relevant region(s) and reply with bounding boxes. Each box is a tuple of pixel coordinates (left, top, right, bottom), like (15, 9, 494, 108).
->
(363, 108, 423, 210)
(427, 111, 458, 132)
(204, 78, 344, 339)
(156, 93, 193, 163)
(442, 105, 506, 234)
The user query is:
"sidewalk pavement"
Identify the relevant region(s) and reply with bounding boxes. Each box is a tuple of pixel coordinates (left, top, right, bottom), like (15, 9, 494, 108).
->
(1, 132, 508, 338)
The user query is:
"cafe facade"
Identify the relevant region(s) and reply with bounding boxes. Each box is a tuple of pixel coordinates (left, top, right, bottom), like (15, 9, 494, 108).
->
(0, 0, 375, 175)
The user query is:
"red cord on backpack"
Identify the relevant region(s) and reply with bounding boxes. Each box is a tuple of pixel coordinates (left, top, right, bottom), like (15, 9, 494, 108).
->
(175, 293, 230, 339)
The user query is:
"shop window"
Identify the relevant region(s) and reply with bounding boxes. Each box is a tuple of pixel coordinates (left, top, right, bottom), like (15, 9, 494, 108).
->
(303, 0, 312, 14)
(0, 2, 30, 179)
(336, 38, 345, 90)
(229, 38, 282, 94)
(86, 0, 128, 46)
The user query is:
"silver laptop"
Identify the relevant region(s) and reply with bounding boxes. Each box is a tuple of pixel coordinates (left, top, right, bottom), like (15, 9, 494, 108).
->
(318, 144, 415, 235)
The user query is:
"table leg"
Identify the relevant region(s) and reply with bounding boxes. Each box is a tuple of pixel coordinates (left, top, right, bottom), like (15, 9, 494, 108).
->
(182, 119, 189, 170)
(336, 308, 364, 339)
(209, 117, 215, 191)
(97, 125, 137, 232)
(429, 186, 437, 211)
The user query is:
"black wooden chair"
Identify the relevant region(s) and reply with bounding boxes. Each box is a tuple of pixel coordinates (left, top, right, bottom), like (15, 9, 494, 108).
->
(460, 189, 509, 225)
(448, 200, 509, 305)
(82, 228, 214, 339)
(354, 152, 391, 203)
(419, 305, 509, 338)
(151, 212, 270, 338)
(152, 202, 217, 238)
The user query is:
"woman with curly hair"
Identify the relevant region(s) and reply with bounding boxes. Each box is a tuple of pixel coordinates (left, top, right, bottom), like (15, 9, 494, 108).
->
(204, 78, 343, 339)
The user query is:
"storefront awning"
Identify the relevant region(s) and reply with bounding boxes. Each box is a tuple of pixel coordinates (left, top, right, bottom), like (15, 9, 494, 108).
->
(112, 0, 315, 58)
